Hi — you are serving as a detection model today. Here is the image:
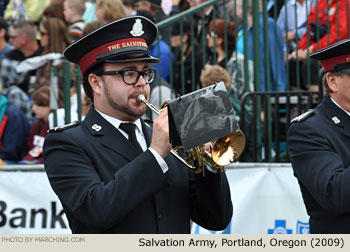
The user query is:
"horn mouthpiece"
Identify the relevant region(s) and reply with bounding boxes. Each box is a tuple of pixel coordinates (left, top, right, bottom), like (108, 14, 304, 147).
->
(137, 94, 146, 103)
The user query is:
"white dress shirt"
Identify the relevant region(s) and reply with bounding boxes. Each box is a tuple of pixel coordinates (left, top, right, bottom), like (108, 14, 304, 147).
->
(95, 109, 169, 173)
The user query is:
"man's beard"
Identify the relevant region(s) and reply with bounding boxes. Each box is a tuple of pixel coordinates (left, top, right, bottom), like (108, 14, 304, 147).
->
(102, 79, 146, 118)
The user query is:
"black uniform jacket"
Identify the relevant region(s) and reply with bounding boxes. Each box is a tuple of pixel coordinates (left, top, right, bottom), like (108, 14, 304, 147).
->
(288, 96, 350, 233)
(43, 107, 233, 233)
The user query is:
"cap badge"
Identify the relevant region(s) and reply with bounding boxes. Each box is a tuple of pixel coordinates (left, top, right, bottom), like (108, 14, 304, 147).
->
(332, 116, 340, 124)
(92, 124, 102, 132)
(130, 19, 144, 37)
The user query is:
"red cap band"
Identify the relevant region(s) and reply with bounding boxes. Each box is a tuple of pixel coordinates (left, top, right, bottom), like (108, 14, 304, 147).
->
(78, 38, 148, 74)
(321, 54, 350, 72)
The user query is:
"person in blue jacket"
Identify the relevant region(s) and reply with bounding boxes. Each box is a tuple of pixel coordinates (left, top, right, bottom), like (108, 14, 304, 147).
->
(288, 39, 350, 233)
(235, 0, 286, 92)
(0, 85, 30, 163)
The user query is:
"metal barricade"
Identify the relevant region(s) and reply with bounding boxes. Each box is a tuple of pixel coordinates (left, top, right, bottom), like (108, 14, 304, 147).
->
(240, 91, 321, 162)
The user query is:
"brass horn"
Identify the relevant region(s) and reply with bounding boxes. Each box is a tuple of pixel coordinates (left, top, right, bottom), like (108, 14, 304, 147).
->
(137, 94, 246, 174)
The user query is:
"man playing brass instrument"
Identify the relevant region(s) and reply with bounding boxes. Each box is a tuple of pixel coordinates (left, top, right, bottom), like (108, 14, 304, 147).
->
(43, 16, 233, 233)
(288, 39, 350, 233)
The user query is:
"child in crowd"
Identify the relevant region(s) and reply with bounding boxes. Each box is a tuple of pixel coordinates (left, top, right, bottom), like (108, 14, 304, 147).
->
(63, 0, 86, 41)
(21, 86, 63, 164)
(0, 83, 30, 164)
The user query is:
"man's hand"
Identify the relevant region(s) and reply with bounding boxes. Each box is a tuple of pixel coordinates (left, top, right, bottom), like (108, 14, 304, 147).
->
(288, 45, 314, 61)
(150, 109, 172, 158)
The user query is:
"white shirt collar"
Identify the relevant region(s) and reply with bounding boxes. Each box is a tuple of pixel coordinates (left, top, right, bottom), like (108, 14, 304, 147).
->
(330, 97, 350, 116)
(94, 108, 144, 136)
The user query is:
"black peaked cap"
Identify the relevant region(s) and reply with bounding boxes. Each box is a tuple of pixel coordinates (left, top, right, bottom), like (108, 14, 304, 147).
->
(310, 39, 350, 72)
(64, 16, 160, 76)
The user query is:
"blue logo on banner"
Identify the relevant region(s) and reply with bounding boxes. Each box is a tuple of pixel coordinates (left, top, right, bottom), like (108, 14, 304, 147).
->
(296, 221, 310, 234)
(193, 221, 232, 234)
(268, 220, 292, 234)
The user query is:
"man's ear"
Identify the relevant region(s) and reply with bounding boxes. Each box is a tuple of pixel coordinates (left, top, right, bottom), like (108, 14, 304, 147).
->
(326, 72, 338, 93)
(88, 73, 103, 95)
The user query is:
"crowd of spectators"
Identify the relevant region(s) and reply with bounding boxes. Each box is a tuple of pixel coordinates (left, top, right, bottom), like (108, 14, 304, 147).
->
(0, 0, 348, 164)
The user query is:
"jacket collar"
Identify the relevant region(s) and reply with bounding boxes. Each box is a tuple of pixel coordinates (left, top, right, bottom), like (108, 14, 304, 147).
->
(82, 107, 153, 160)
(320, 96, 350, 137)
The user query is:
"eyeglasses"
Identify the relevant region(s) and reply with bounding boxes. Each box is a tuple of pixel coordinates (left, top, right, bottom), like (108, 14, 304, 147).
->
(97, 69, 156, 85)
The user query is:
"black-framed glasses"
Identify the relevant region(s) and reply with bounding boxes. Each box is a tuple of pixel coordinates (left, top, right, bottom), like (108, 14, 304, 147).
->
(97, 69, 156, 85)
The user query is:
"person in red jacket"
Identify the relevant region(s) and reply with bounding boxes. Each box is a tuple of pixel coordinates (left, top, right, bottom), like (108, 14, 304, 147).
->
(288, 0, 350, 91)
(298, 0, 350, 52)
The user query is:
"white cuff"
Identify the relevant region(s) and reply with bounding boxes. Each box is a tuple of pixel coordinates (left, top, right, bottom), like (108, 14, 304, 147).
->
(149, 147, 169, 173)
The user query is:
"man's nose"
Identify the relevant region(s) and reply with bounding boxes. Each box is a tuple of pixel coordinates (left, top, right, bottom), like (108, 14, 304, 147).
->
(135, 74, 147, 87)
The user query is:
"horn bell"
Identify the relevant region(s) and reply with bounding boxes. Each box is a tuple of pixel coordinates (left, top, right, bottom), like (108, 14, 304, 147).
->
(211, 130, 246, 166)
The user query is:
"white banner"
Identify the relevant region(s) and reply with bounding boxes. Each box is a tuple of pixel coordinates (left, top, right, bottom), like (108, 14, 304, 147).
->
(0, 164, 309, 234)
(192, 165, 310, 234)
(0, 172, 70, 234)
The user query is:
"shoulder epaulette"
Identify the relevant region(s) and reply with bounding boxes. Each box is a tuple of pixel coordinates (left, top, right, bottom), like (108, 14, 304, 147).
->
(47, 120, 81, 133)
(291, 109, 314, 123)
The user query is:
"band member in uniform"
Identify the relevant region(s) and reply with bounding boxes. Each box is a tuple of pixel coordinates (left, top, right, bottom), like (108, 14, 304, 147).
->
(43, 16, 233, 234)
(288, 39, 350, 233)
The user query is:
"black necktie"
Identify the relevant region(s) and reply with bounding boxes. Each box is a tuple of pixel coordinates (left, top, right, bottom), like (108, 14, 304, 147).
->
(119, 123, 143, 153)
